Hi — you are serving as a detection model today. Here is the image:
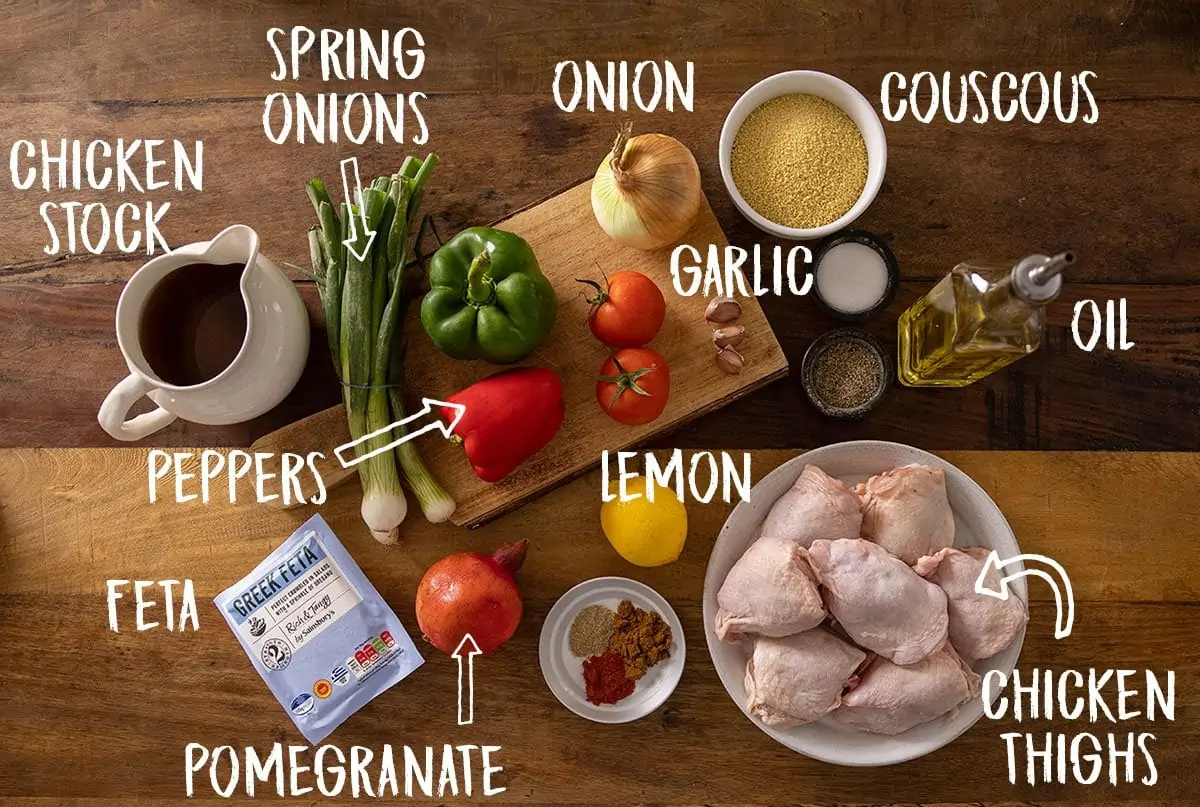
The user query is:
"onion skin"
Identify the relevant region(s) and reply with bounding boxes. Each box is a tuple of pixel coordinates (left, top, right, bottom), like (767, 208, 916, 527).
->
(415, 540, 528, 655)
(592, 124, 702, 250)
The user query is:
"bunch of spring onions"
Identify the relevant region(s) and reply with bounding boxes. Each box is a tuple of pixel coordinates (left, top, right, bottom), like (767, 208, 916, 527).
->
(305, 155, 455, 543)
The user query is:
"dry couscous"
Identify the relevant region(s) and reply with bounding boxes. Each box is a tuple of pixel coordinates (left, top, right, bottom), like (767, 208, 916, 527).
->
(731, 93, 868, 229)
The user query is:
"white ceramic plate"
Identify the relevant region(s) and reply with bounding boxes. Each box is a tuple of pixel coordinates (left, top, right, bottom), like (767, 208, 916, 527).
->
(540, 577, 685, 724)
(702, 441, 1027, 766)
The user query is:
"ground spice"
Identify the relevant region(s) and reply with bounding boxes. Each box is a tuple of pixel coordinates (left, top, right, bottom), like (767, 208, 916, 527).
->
(607, 599, 672, 681)
(582, 651, 636, 705)
(731, 93, 868, 229)
(568, 604, 615, 658)
(811, 338, 883, 410)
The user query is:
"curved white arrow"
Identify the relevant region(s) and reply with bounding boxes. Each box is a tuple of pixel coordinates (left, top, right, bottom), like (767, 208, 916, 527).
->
(452, 633, 482, 726)
(975, 550, 1075, 639)
(334, 398, 466, 469)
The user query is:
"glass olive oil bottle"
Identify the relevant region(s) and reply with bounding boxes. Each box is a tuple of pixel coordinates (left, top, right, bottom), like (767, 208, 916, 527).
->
(897, 252, 1073, 387)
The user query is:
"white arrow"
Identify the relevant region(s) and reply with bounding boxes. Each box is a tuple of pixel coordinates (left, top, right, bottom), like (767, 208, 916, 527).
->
(452, 633, 483, 726)
(334, 398, 466, 469)
(975, 550, 1075, 639)
(340, 156, 376, 262)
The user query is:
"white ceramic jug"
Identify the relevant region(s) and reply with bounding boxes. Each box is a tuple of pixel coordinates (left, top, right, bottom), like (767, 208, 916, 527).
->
(98, 224, 310, 441)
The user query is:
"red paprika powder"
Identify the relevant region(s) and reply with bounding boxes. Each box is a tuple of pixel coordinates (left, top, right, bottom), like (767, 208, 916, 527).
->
(582, 651, 635, 705)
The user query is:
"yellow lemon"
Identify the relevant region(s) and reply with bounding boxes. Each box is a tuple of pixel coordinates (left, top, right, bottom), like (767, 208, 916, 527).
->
(600, 477, 688, 567)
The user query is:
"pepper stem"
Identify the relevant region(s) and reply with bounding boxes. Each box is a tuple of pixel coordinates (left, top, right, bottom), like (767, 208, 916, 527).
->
(466, 250, 495, 306)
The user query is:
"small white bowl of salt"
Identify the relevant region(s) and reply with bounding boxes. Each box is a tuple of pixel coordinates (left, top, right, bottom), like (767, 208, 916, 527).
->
(811, 230, 899, 321)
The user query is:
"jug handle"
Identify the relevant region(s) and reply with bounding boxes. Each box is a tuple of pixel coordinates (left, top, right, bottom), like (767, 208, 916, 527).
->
(98, 374, 178, 441)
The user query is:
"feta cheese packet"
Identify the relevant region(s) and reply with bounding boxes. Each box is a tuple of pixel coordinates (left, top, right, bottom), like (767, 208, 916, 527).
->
(215, 514, 422, 743)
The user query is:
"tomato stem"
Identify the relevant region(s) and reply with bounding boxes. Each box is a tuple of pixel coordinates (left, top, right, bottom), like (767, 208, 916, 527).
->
(598, 353, 656, 408)
(576, 265, 612, 315)
(575, 277, 609, 308)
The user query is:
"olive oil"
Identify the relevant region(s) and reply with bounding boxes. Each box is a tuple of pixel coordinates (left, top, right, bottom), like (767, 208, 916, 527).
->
(897, 252, 1073, 387)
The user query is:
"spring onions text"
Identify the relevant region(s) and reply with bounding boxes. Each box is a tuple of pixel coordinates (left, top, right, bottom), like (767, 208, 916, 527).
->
(263, 28, 429, 145)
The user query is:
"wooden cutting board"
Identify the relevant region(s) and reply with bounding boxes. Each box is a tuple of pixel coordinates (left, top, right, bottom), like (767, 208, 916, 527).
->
(252, 181, 788, 526)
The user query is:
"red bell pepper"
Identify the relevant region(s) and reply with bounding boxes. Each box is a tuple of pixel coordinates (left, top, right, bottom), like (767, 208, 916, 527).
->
(439, 368, 565, 483)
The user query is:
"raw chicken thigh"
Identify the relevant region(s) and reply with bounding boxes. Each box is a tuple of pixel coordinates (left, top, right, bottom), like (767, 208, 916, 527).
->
(833, 643, 982, 735)
(761, 465, 862, 547)
(808, 538, 949, 665)
(745, 629, 866, 728)
(715, 537, 825, 642)
(858, 464, 955, 564)
(915, 546, 1028, 660)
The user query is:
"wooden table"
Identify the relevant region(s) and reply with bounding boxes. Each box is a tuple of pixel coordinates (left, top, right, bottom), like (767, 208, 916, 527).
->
(2, 449, 1198, 805)
(1, 2, 1198, 805)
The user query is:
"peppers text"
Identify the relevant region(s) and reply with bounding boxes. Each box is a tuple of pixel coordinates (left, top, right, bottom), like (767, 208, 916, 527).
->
(148, 449, 327, 506)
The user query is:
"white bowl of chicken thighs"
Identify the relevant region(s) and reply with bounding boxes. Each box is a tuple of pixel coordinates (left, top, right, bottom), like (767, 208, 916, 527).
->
(703, 441, 1028, 766)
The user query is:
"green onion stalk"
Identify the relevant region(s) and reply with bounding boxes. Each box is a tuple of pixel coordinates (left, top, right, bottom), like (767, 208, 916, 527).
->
(305, 157, 455, 542)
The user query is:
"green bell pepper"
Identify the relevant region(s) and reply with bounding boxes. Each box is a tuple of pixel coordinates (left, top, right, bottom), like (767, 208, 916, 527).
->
(421, 227, 557, 364)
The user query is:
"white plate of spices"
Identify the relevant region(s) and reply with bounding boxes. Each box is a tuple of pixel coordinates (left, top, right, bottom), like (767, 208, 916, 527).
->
(538, 577, 685, 724)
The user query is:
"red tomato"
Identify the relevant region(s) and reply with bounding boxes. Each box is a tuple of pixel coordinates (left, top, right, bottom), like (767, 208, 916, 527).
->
(579, 271, 666, 348)
(596, 348, 670, 425)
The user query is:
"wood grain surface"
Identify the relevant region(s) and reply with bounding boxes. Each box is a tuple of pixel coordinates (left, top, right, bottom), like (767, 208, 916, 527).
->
(1, 448, 1198, 804)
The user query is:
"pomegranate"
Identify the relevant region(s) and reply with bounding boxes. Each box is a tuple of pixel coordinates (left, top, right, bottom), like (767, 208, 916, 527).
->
(415, 540, 527, 655)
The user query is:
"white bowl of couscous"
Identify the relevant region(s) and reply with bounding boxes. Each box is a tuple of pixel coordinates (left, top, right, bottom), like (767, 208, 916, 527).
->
(719, 71, 886, 240)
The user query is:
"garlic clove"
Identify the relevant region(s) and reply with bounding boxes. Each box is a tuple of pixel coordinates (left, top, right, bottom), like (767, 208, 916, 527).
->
(713, 325, 746, 349)
(705, 296, 742, 324)
(716, 346, 745, 374)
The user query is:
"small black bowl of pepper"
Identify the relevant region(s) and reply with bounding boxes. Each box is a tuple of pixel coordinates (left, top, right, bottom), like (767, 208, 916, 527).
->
(801, 328, 891, 419)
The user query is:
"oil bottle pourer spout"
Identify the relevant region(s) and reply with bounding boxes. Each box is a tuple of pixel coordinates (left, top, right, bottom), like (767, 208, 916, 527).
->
(1030, 251, 1075, 285)
(1013, 251, 1072, 303)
